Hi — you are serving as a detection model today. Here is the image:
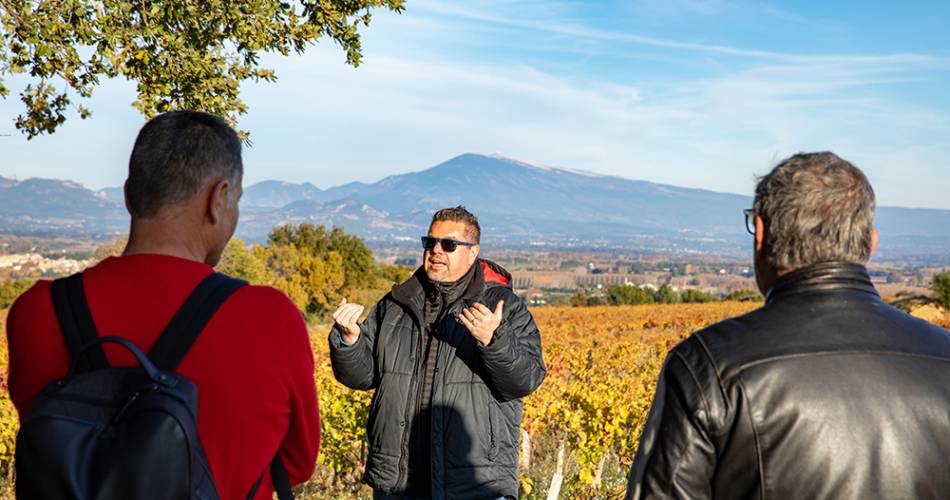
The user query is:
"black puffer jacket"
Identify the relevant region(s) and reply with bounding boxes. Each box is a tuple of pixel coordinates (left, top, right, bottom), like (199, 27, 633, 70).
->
(330, 260, 546, 499)
(627, 262, 950, 499)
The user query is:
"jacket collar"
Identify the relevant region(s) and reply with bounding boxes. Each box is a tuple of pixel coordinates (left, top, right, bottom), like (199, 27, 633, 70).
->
(765, 261, 879, 305)
(390, 259, 512, 325)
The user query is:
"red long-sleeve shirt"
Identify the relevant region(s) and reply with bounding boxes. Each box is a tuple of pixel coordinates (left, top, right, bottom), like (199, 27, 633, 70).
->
(6, 254, 320, 499)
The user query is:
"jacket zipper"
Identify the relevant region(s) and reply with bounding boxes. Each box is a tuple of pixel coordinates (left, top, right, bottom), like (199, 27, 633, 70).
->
(395, 309, 424, 492)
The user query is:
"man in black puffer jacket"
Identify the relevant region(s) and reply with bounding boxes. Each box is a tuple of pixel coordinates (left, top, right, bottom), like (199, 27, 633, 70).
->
(330, 206, 546, 500)
(626, 152, 950, 499)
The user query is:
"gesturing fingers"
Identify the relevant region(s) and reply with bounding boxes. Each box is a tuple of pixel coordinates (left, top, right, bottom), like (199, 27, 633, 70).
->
(459, 313, 476, 331)
(471, 302, 504, 323)
(341, 305, 365, 326)
(333, 300, 356, 320)
(334, 303, 363, 325)
(461, 307, 479, 324)
(472, 303, 492, 317)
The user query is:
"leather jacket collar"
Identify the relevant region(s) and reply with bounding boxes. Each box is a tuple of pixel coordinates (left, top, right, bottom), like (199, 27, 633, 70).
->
(765, 261, 879, 305)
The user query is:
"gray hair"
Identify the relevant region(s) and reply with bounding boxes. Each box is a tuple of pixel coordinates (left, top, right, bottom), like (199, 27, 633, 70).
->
(126, 110, 243, 218)
(753, 152, 876, 269)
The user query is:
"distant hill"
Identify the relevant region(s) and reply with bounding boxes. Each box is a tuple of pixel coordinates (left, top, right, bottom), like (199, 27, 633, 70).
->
(0, 175, 126, 238)
(100, 186, 124, 203)
(241, 153, 950, 259)
(241, 154, 753, 251)
(4, 154, 950, 261)
(240, 180, 326, 208)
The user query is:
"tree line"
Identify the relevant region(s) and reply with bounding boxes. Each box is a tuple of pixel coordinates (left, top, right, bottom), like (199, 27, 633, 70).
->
(570, 283, 762, 307)
(2, 236, 950, 316)
(0, 224, 412, 319)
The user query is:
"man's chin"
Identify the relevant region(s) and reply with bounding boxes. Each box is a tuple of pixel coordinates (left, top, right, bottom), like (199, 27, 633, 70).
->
(425, 268, 449, 282)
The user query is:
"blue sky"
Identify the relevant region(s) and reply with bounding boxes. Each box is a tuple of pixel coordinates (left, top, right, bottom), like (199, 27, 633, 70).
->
(2, 0, 949, 208)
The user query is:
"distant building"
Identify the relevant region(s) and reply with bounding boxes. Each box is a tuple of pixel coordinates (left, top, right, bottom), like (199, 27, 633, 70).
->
(0, 253, 92, 276)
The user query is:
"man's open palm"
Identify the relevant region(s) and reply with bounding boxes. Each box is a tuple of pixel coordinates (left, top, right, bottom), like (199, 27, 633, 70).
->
(460, 300, 504, 346)
(333, 298, 364, 344)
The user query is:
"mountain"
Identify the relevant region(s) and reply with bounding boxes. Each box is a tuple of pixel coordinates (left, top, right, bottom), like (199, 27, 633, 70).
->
(241, 180, 325, 208)
(99, 186, 124, 203)
(240, 154, 754, 248)
(239, 197, 418, 242)
(0, 176, 127, 237)
(240, 154, 950, 259)
(4, 154, 950, 261)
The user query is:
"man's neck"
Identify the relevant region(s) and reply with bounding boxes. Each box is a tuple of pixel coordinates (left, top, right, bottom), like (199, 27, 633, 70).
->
(123, 218, 209, 264)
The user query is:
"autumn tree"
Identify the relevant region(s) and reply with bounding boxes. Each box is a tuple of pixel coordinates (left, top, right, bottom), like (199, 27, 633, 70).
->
(260, 243, 345, 314)
(652, 284, 679, 304)
(605, 284, 654, 306)
(0, 0, 403, 137)
(93, 236, 128, 261)
(0, 278, 34, 308)
(680, 289, 718, 303)
(215, 225, 406, 318)
(268, 223, 374, 293)
(933, 271, 950, 311)
(723, 288, 763, 302)
(215, 238, 272, 284)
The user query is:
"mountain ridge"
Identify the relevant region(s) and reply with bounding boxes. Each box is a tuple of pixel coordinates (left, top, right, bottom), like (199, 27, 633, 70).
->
(3, 153, 949, 261)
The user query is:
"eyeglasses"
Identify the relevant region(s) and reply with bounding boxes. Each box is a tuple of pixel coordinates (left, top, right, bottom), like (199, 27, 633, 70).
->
(743, 209, 755, 235)
(421, 236, 475, 253)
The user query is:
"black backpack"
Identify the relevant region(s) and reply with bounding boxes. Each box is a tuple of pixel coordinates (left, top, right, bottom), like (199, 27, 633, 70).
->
(15, 272, 294, 500)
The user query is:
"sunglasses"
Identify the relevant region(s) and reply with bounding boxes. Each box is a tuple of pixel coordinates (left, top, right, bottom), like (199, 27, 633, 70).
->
(421, 236, 475, 253)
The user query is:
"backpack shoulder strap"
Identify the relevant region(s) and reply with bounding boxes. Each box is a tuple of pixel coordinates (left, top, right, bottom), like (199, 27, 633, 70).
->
(246, 455, 294, 500)
(270, 454, 294, 500)
(148, 273, 247, 371)
(51, 272, 108, 372)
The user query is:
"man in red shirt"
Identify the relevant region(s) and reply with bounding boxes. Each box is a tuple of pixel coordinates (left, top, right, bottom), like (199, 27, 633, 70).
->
(6, 110, 320, 498)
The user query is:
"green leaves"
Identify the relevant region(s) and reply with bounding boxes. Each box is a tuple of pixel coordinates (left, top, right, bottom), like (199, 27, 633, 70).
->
(933, 271, 950, 311)
(0, 0, 404, 138)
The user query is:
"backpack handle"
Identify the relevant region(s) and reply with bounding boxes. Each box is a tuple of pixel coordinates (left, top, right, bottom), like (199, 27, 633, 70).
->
(62, 336, 175, 387)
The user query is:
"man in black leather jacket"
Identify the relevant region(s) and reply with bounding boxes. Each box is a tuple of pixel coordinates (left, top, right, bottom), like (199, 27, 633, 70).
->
(626, 152, 950, 500)
(330, 206, 546, 500)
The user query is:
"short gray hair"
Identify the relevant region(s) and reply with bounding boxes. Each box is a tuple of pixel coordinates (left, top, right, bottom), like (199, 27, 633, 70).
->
(126, 110, 243, 218)
(753, 152, 876, 269)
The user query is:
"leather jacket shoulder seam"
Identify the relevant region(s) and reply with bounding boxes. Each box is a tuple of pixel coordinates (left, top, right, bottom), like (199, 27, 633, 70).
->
(670, 350, 713, 429)
(692, 334, 729, 431)
(733, 350, 950, 374)
(735, 374, 767, 499)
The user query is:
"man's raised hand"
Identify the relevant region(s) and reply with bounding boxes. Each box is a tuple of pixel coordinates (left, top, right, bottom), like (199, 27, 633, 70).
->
(460, 300, 504, 346)
(333, 297, 365, 345)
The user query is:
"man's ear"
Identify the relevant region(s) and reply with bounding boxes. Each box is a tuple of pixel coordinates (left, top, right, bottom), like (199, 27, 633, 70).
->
(469, 245, 480, 264)
(755, 215, 766, 252)
(206, 179, 231, 225)
(123, 180, 132, 215)
(870, 228, 879, 257)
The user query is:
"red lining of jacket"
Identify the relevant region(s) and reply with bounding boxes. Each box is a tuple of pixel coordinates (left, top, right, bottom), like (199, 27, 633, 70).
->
(481, 261, 510, 285)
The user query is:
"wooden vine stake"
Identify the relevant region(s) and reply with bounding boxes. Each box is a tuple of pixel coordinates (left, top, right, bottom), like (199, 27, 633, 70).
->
(593, 455, 607, 489)
(521, 430, 532, 471)
(546, 441, 566, 500)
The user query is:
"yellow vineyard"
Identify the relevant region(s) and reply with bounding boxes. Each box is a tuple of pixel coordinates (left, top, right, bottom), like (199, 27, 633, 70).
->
(2, 302, 947, 498)
(302, 302, 758, 498)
